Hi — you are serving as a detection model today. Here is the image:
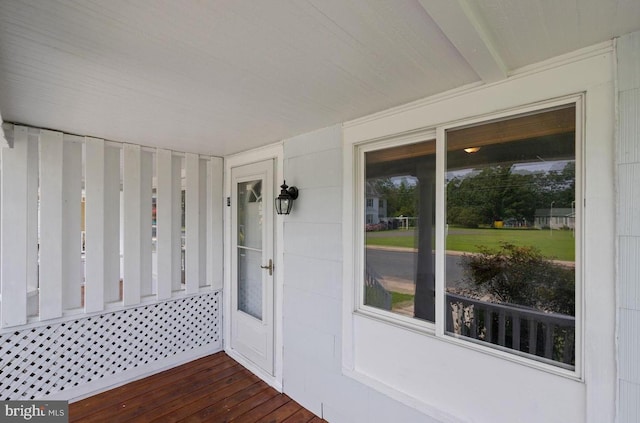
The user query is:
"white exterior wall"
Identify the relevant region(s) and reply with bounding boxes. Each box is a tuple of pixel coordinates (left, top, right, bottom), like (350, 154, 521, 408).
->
(282, 126, 437, 423)
(281, 44, 618, 423)
(616, 31, 640, 423)
(342, 48, 615, 423)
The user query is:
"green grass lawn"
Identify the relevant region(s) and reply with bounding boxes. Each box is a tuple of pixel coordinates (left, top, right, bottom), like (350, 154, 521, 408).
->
(367, 228, 575, 261)
(391, 291, 415, 307)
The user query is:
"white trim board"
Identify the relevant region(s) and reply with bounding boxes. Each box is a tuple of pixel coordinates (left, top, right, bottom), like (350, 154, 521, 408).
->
(223, 142, 285, 392)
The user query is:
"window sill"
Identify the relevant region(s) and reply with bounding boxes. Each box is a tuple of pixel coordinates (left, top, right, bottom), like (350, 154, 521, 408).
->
(355, 306, 435, 336)
(351, 310, 583, 382)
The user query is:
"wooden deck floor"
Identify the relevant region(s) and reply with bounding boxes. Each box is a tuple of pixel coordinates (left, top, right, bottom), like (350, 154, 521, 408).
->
(70, 352, 327, 422)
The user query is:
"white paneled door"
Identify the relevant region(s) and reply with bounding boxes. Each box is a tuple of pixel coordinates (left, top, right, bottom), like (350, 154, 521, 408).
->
(230, 159, 275, 375)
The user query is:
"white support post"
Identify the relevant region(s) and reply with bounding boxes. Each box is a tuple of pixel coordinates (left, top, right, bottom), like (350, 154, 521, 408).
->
(0, 128, 2, 315)
(140, 150, 153, 297)
(185, 153, 201, 294)
(25, 130, 39, 303)
(62, 136, 83, 309)
(84, 138, 106, 312)
(38, 130, 64, 320)
(123, 144, 142, 306)
(206, 159, 214, 288)
(0, 135, 1, 319)
(198, 158, 207, 287)
(207, 157, 224, 290)
(156, 149, 174, 299)
(1, 126, 30, 326)
(104, 145, 121, 303)
(173, 156, 183, 291)
(85, 139, 121, 311)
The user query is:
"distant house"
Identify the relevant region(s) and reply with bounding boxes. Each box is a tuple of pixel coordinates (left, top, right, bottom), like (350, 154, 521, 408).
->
(534, 208, 575, 229)
(365, 181, 387, 225)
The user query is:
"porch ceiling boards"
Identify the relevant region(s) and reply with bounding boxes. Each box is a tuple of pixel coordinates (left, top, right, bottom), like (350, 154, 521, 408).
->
(70, 352, 326, 423)
(0, 1, 639, 156)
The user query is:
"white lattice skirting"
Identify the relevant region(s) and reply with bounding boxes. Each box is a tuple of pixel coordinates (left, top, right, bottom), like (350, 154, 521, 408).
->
(0, 291, 221, 400)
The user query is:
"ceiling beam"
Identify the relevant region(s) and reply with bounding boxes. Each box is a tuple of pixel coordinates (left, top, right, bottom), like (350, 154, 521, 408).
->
(418, 0, 507, 83)
(0, 113, 12, 148)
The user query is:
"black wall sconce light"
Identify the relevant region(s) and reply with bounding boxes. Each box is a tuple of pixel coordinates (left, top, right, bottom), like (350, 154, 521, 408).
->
(275, 181, 299, 215)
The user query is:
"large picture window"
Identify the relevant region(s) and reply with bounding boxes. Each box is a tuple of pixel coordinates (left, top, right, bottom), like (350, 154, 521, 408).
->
(360, 102, 579, 370)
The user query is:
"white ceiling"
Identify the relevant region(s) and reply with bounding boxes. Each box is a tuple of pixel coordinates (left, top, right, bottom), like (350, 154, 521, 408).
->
(0, 0, 638, 156)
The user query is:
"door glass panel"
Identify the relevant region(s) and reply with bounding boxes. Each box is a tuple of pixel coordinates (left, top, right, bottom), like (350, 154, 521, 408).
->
(237, 179, 263, 320)
(238, 181, 262, 249)
(238, 248, 263, 319)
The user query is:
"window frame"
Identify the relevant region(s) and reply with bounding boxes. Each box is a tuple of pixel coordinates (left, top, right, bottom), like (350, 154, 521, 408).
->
(352, 95, 584, 377)
(355, 129, 438, 333)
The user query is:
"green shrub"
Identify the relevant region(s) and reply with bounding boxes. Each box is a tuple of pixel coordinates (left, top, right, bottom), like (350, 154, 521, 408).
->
(451, 207, 483, 228)
(461, 242, 574, 315)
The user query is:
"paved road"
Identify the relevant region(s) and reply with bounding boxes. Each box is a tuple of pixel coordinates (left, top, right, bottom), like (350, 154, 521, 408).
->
(366, 248, 468, 290)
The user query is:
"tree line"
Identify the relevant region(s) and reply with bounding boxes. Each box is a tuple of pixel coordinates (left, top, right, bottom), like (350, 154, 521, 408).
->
(447, 162, 574, 227)
(370, 162, 575, 228)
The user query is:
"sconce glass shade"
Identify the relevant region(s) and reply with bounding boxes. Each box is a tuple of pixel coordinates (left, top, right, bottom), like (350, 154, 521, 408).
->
(275, 181, 299, 215)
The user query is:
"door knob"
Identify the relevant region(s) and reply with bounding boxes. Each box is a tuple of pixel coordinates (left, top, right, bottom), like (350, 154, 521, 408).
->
(260, 259, 273, 276)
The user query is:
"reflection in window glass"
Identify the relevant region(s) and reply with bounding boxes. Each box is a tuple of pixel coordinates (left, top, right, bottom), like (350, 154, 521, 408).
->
(237, 180, 263, 320)
(445, 105, 576, 369)
(364, 140, 436, 323)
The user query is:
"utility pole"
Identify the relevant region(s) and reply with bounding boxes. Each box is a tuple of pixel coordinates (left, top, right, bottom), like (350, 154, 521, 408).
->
(550, 201, 555, 236)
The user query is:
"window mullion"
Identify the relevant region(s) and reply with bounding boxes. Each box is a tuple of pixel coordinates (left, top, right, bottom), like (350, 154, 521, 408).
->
(435, 126, 446, 336)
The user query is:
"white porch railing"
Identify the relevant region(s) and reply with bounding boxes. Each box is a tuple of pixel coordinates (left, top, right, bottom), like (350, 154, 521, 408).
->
(362, 268, 575, 367)
(0, 291, 221, 400)
(446, 292, 575, 367)
(364, 266, 392, 310)
(0, 124, 224, 328)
